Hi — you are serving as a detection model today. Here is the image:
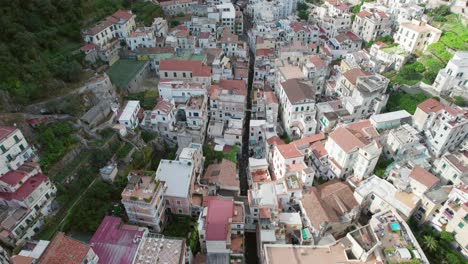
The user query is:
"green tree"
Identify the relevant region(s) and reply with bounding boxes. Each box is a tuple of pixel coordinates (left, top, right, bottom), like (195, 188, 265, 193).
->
(454, 96, 467, 107)
(423, 235, 438, 252)
(440, 231, 455, 242)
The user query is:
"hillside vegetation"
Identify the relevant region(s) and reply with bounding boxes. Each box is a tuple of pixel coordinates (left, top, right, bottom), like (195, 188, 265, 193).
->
(0, 0, 162, 105)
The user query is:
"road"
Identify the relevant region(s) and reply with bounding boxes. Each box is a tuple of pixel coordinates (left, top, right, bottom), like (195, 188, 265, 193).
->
(237, 10, 260, 264)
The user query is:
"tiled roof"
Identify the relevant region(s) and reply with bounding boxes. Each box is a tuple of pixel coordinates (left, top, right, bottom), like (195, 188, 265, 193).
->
(255, 48, 274, 57)
(356, 10, 372, 18)
(343, 68, 371, 85)
(202, 159, 239, 190)
(267, 136, 285, 146)
(309, 55, 324, 67)
(281, 79, 315, 103)
(206, 199, 234, 240)
(219, 80, 247, 96)
(276, 144, 302, 159)
(0, 126, 16, 141)
(410, 166, 440, 188)
(90, 216, 144, 264)
(38, 232, 92, 264)
(80, 43, 97, 52)
(159, 60, 211, 77)
(417, 98, 444, 114)
(290, 133, 325, 148)
(302, 180, 358, 230)
(0, 173, 48, 201)
(310, 141, 328, 158)
(264, 91, 278, 104)
(329, 120, 378, 153)
(153, 99, 174, 114)
(0, 170, 28, 186)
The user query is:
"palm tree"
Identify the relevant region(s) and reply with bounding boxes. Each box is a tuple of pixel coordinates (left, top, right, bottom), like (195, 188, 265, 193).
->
(423, 235, 438, 252)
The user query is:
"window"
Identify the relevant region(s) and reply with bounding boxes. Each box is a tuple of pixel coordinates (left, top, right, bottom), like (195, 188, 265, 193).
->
(13, 135, 19, 142)
(178, 209, 183, 214)
(173, 72, 177, 77)
(177, 200, 181, 205)
(19, 144, 24, 151)
(458, 222, 465, 229)
(0, 145, 5, 153)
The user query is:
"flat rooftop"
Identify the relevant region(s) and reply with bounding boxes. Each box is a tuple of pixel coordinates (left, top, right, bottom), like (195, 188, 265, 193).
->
(133, 234, 184, 264)
(107, 60, 147, 89)
(156, 160, 193, 198)
(264, 243, 377, 264)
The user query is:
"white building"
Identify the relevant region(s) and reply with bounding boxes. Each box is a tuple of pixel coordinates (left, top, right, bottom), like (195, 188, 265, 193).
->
(117, 100, 141, 130)
(325, 120, 382, 180)
(352, 9, 392, 43)
(413, 98, 467, 157)
(125, 27, 156, 50)
(83, 10, 136, 47)
(209, 80, 247, 122)
(158, 60, 212, 87)
(0, 127, 35, 176)
(369, 41, 410, 72)
(278, 79, 317, 138)
(394, 19, 442, 53)
(433, 52, 468, 95)
(433, 151, 468, 185)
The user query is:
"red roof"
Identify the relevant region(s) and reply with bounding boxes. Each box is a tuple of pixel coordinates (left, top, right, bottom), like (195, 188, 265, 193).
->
(0, 173, 48, 201)
(0, 170, 28, 186)
(219, 80, 247, 96)
(343, 68, 371, 85)
(291, 133, 325, 148)
(410, 166, 440, 188)
(90, 216, 144, 264)
(206, 199, 234, 240)
(159, 60, 211, 77)
(267, 136, 285, 146)
(38, 232, 92, 264)
(309, 55, 324, 67)
(112, 10, 134, 21)
(276, 144, 302, 159)
(345, 31, 361, 41)
(255, 48, 274, 57)
(199, 32, 211, 39)
(80, 43, 97, 52)
(0, 126, 16, 141)
(417, 98, 444, 114)
(154, 99, 174, 114)
(356, 10, 372, 18)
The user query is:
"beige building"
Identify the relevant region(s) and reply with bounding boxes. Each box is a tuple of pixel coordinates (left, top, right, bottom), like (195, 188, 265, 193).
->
(352, 9, 392, 43)
(394, 19, 442, 53)
(0, 127, 35, 176)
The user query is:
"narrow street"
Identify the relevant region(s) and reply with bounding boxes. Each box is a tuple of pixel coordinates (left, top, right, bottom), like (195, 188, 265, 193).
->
(237, 10, 260, 264)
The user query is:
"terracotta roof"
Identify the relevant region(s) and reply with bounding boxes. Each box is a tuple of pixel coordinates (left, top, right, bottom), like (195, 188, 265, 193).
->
(219, 80, 247, 96)
(80, 43, 97, 52)
(255, 48, 274, 57)
(202, 159, 239, 190)
(206, 199, 234, 240)
(291, 133, 325, 148)
(199, 32, 211, 39)
(374, 41, 388, 47)
(410, 166, 440, 188)
(0, 173, 48, 201)
(112, 10, 134, 21)
(267, 136, 285, 146)
(259, 208, 272, 219)
(159, 60, 211, 77)
(376, 11, 388, 18)
(356, 10, 372, 18)
(10, 255, 33, 264)
(276, 144, 302, 159)
(0, 170, 28, 186)
(153, 99, 174, 114)
(343, 68, 371, 85)
(309, 55, 324, 67)
(38, 232, 92, 264)
(329, 120, 378, 153)
(281, 79, 316, 103)
(264, 91, 278, 104)
(302, 180, 358, 230)
(290, 22, 308, 33)
(417, 98, 444, 114)
(0, 126, 16, 141)
(310, 141, 328, 158)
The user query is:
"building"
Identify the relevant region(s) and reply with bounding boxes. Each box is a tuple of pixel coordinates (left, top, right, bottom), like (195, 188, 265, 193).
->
(270, 144, 304, 181)
(0, 163, 57, 245)
(381, 124, 427, 161)
(433, 151, 468, 185)
(0, 127, 35, 176)
(117, 100, 141, 130)
(413, 98, 467, 157)
(300, 180, 359, 239)
(83, 10, 136, 47)
(369, 42, 410, 72)
(354, 176, 420, 219)
(369, 110, 412, 130)
(159, 60, 212, 87)
(125, 27, 156, 50)
(352, 9, 392, 42)
(38, 232, 98, 264)
(278, 79, 317, 138)
(158, 0, 199, 16)
(209, 80, 247, 122)
(394, 19, 442, 53)
(90, 216, 146, 264)
(433, 52, 468, 95)
(156, 159, 194, 215)
(326, 31, 363, 59)
(409, 166, 440, 197)
(325, 120, 382, 180)
(202, 159, 240, 195)
(121, 171, 167, 231)
(431, 184, 468, 256)
(198, 198, 245, 259)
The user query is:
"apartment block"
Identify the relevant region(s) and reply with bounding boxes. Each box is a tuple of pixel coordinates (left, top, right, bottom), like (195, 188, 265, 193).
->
(394, 19, 442, 53)
(0, 127, 35, 176)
